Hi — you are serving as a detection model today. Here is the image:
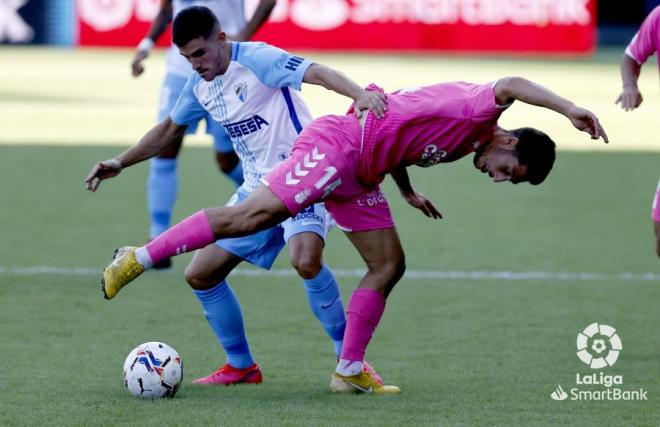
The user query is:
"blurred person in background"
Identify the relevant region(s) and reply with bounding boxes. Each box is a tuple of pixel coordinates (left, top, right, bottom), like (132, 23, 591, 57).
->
(615, 5, 660, 257)
(131, 0, 276, 269)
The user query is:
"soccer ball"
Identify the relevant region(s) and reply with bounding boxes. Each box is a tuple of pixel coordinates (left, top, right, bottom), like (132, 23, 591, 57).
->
(122, 342, 183, 398)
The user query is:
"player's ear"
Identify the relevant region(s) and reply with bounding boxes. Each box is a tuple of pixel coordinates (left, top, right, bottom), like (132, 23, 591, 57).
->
(216, 31, 227, 43)
(493, 132, 518, 149)
(504, 135, 518, 147)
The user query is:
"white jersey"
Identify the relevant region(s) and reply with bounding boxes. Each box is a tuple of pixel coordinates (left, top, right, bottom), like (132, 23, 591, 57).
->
(170, 42, 314, 192)
(167, 0, 246, 78)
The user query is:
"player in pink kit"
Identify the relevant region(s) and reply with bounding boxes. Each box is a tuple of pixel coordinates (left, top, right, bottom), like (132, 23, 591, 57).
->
(616, 6, 660, 111)
(616, 5, 660, 257)
(653, 182, 660, 257)
(94, 76, 608, 393)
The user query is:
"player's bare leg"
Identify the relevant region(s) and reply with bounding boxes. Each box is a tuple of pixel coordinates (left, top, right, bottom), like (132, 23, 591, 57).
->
(654, 221, 660, 258)
(101, 185, 290, 299)
(330, 227, 405, 394)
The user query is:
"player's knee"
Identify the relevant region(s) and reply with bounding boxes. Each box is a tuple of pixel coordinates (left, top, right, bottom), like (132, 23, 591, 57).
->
(289, 234, 324, 279)
(376, 254, 406, 284)
(290, 252, 323, 279)
(184, 265, 215, 290)
(387, 255, 407, 283)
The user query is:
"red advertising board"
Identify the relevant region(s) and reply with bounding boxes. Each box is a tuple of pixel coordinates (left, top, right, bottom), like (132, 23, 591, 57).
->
(77, 0, 171, 47)
(77, 0, 596, 54)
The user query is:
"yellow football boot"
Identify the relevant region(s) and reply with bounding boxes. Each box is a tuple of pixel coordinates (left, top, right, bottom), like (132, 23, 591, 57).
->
(330, 370, 401, 394)
(101, 246, 145, 300)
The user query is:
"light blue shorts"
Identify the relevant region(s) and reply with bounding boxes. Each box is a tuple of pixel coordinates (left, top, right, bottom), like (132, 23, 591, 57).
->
(216, 189, 330, 269)
(159, 73, 234, 153)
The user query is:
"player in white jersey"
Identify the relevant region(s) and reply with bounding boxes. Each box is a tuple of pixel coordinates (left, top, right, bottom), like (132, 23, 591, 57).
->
(88, 6, 388, 385)
(131, 0, 276, 269)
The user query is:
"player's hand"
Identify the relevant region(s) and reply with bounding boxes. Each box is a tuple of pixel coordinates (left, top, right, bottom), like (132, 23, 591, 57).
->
(615, 86, 643, 111)
(85, 159, 122, 192)
(402, 190, 443, 219)
(131, 50, 149, 77)
(566, 105, 609, 144)
(354, 89, 387, 119)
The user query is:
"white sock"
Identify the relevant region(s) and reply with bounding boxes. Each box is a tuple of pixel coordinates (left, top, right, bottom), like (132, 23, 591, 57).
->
(335, 359, 363, 377)
(134, 247, 153, 269)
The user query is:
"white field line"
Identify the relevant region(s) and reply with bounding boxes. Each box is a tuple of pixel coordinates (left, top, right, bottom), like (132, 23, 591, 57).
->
(0, 266, 659, 282)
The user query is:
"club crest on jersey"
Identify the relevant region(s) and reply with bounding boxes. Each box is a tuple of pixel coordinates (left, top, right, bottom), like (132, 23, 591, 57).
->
(234, 82, 248, 103)
(416, 144, 447, 167)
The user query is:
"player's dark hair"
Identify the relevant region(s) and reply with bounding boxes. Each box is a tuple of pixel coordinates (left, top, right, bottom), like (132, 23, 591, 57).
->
(173, 6, 221, 47)
(510, 127, 556, 185)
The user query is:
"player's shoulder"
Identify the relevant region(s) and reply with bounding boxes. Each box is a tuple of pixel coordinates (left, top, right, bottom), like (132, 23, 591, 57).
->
(233, 41, 279, 60)
(645, 5, 660, 25)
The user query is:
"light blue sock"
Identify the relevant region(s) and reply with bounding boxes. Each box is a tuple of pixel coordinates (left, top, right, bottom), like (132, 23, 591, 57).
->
(225, 160, 244, 187)
(147, 158, 177, 238)
(193, 281, 254, 369)
(303, 265, 346, 358)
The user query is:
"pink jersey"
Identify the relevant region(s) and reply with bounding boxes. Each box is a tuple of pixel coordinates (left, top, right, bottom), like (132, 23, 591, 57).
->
(626, 6, 660, 70)
(356, 82, 509, 186)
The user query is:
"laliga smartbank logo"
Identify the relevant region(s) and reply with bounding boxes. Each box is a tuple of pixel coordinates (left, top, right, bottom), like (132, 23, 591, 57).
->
(550, 323, 648, 402)
(576, 322, 621, 368)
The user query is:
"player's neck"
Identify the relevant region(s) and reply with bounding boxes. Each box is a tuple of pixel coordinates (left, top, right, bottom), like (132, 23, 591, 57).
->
(218, 42, 233, 75)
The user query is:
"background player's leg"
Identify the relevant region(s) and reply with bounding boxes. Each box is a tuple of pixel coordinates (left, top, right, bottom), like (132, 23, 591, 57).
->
(654, 221, 660, 258)
(216, 151, 243, 186)
(336, 227, 406, 376)
(185, 245, 260, 383)
(147, 73, 188, 268)
(208, 117, 243, 187)
(652, 180, 660, 257)
(147, 138, 182, 268)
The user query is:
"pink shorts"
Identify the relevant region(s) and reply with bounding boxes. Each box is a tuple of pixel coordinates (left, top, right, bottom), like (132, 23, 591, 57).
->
(263, 115, 394, 232)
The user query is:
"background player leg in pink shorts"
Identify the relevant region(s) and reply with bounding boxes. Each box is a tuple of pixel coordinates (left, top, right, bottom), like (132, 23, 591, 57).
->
(653, 180, 660, 257)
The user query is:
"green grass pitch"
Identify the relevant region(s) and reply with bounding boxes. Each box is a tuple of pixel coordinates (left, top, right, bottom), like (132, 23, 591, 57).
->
(0, 47, 659, 425)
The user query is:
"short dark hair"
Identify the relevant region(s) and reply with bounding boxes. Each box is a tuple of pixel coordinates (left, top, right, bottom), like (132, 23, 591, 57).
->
(173, 6, 220, 47)
(511, 127, 556, 185)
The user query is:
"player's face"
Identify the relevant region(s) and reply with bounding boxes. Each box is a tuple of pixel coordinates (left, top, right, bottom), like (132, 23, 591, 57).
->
(179, 32, 228, 81)
(473, 138, 529, 184)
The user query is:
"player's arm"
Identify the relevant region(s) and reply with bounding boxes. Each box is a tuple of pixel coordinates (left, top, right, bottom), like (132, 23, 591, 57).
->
(494, 76, 608, 143)
(131, 0, 174, 77)
(390, 165, 442, 219)
(85, 118, 186, 192)
(303, 63, 387, 118)
(232, 0, 276, 41)
(615, 54, 643, 111)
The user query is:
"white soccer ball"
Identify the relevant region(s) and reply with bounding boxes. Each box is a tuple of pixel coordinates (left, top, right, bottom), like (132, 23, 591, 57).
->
(122, 342, 183, 398)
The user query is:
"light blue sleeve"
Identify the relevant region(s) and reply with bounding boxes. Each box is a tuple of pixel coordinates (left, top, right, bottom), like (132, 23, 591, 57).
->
(170, 74, 206, 126)
(233, 42, 313, 90)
